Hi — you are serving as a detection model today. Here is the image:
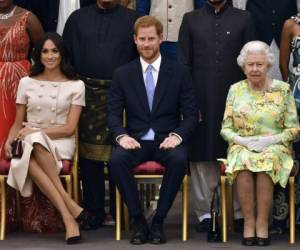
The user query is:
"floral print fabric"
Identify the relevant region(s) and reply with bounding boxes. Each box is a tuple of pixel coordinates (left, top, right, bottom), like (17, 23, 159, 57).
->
(220, 79, 299, 187)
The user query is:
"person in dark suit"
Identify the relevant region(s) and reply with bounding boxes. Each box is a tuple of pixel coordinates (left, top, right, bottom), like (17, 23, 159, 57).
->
(108, 16, 197, 245)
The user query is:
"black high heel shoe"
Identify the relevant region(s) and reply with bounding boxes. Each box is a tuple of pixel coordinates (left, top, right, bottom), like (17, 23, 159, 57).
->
(66, 233, 82, 245)
(256, 237, 270, 246)
(242, 237, 257, 246)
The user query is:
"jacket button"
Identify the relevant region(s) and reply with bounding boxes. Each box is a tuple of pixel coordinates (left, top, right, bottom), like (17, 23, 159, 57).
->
(51, 107, 55, 112)
(168, 18, 172, 23)
(168, 5, 172, 8)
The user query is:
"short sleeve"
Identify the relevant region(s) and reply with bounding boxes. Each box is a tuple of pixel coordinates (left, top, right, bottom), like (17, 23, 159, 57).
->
(16, 77, 28, 104)
(71, 80, 85, 106)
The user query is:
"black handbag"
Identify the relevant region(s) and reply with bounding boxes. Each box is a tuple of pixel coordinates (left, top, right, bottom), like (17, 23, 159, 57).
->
(11, 138, 23, 158)
(207, 186, 222, 242)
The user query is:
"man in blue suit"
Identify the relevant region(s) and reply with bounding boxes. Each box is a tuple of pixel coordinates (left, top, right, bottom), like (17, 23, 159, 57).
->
(108, 16, 197, 245)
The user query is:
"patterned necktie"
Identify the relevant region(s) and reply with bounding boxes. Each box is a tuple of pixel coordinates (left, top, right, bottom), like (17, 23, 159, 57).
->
(145, 65, 155, 110)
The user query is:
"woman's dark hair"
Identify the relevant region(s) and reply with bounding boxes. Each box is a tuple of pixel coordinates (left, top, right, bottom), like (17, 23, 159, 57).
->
(30, 32, 78, 80)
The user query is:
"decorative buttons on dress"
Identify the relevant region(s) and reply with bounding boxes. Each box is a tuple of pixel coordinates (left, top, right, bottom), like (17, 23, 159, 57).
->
(51, 96, 56, 99)
(40, 84, 44, 87)
(168, 18, 172, 23)
(168, 5, 172, 8)
(51, 107, 55, 112)
(36, 106, 41, 111)
(53, 84, 58, 87)
(38, 94, 43, 98)
(37, 119, 41, 124)
(50, 120, 55, 124)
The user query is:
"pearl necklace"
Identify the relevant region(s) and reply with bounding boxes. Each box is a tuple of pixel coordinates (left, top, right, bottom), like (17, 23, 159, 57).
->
(0, 6, 16, 20)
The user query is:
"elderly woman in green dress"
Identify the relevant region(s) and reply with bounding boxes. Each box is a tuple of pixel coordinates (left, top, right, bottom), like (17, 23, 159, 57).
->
(221, 41, 299, 246)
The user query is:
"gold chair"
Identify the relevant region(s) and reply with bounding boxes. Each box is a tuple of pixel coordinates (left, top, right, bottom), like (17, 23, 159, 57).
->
(115, 161, 189, 241)
(0, 132, 79, 240)
(220, 163, 296, 244)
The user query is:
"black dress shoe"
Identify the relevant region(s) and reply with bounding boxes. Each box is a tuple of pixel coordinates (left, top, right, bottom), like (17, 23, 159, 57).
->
(66, 233, 82, 245)
(76, 211, 103, 231)
(130, 222, 149, 245)
(149, 223, 166, 244)
(195, 218, 210, 232)
(242, 237, 257, 246)
(256, 237, 270, 246)
(75, 210, 90, 227)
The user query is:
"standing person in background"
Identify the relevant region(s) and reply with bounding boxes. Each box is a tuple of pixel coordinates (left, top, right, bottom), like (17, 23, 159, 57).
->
(63, 0, 140, 229)
(232, 0, 298, 80)
(178, 0, 256, 233)
(0, 0, 43, 232)
(276, 12, 300, 234)
(135, 0, 194, 60)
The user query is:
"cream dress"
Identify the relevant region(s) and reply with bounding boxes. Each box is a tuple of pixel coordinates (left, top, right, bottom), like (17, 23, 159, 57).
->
(7, 76, 85, 197)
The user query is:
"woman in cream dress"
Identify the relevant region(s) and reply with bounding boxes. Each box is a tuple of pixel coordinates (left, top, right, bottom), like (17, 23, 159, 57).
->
(4, 33, 87, 244)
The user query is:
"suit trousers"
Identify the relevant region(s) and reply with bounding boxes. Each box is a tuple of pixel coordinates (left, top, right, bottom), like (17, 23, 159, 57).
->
(109, 141, 187, 218)
(190, 161, 243, 222)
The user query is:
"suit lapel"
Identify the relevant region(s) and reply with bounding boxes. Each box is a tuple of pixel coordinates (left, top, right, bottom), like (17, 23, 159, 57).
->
(152, 58, 171, 113)
(133, 60, 151, 114)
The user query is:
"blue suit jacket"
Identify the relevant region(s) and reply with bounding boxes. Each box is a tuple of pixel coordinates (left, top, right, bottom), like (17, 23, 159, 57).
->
(108, 57, 198, 144)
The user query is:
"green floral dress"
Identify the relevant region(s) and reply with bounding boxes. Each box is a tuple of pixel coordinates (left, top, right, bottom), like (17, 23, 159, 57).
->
(220, 79, 299, 188)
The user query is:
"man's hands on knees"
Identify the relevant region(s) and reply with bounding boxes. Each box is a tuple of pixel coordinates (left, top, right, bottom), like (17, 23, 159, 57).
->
(159, 135, 181, 149)
(119, 135, 141, 150)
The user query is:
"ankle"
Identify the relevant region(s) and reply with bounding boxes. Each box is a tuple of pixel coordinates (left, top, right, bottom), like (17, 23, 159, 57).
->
(133, 214, 147, 226)
(152, 214, 164, 226)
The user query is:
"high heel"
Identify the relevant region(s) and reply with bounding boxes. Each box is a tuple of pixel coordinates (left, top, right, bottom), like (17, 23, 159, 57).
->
(66, 233, 82, 245)
(256, 237, 270, 246)
(242, 237, 257, 246)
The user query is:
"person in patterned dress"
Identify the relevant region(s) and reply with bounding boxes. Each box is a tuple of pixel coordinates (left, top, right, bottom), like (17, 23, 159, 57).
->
(221, 41, 299, 246)
(0, 0, 43, 233)
(278, 12, 300, 234)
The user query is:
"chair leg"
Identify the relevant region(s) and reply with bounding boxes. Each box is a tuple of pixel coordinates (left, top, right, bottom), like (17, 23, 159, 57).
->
(124, 203, 130, 231)
(182, 175, 188, 241)
(146, 184, 151, 208)
(116, 187, 121, 240)
(65, 176, 72, 198)
(229, 181, 234, 232)
(289, 176, 295, 244)
(73, 171, 79, 203)
(0, 176, 6, 240)
(220, 176, 227, 242)
(15, 191, 21, 219)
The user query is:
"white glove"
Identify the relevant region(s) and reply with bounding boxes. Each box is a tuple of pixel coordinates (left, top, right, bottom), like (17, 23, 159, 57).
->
(233, 136, 257, 148)
(247, 134, 282, 152)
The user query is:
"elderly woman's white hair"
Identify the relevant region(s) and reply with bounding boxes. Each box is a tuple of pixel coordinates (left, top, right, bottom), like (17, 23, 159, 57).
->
(237, 40, 275, 68)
